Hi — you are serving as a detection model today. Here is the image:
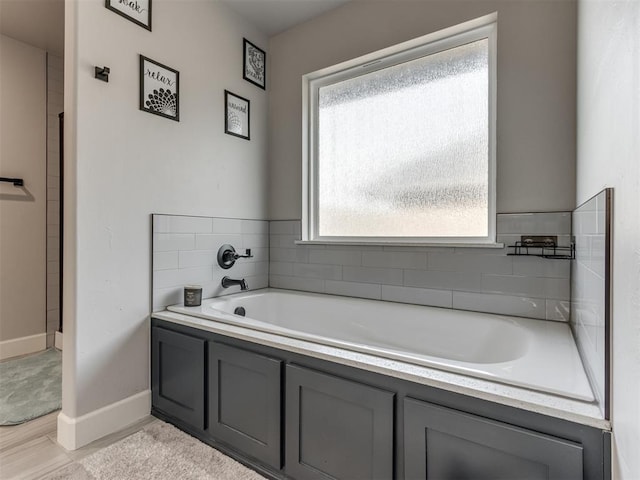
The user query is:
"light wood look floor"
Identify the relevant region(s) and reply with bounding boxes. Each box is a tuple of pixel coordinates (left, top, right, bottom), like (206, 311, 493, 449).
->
(0, 412, 158, 479)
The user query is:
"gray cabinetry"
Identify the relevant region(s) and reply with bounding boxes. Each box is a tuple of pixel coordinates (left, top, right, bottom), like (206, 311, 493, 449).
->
(208, 341, 282, 469)
(151, 327, 205, 430)
(151, 320, 607, 480)
(404, 397, 584, 480)
(285, 364, 395, 480)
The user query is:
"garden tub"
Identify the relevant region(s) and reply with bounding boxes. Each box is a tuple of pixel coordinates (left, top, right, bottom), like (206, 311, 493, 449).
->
(168, 288, 593, 402)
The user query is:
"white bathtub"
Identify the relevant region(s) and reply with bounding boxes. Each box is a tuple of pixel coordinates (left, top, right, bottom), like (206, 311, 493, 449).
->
(168, 288, 594, 402)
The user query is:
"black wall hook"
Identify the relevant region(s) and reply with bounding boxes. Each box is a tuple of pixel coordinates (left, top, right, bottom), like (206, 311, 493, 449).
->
(94, 66, 110, 82)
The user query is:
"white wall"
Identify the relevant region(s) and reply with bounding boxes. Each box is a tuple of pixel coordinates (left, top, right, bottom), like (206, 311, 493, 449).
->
(576, 0, 640, 478)
(62, 0, 268, 443)
(268, 0, 577, 219)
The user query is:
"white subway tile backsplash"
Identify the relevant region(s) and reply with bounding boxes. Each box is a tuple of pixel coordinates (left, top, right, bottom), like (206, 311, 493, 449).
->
(270, 247, 309, 263)
(243, 234, 269, 248)
(253, 262, 269, 276)
(362, 251, 427, 270)
(153, 286, 183, 310)
(512, 256, 570, 278)
(46, 56, 63, 339)
(178, 250, 217, 268)
(546, 300, 570, 322)
(247, 248, 269, 263)
(293, 263, 342, 280)
(47, 202, 60, 225)
(270, 262, 293, 276)
(153, 251, 179, 270)
(153, 266, 212, 289)
(274, 234, 300, 248)
(230, 262, 257, 277)
(343, 266, 403, 285)
(46, 286, 59, 310)
(212, 218, 242, 233)
(573, 210, 597, 235)
(325, 280, 381, 300)
(481, 274, 570, 300)
(47, 276, 60, 291)
(195, 233, 243, 250)
(428, 252, 512, 274)
(154, 215, 212, 233)
(47, 238, 60, 262)
(152, 215, 272, 311)
(453, 292, 546, 319)
(241, 220, 269, 234)
(270, 274, 324, 293)
(152, 214, 575, 322)
(152, 216, 171, 233)
(404, 270, 482, 291)
(381, 285, 452, 308)
(154, 233, 195, 252)
(310, 249, 362, 266)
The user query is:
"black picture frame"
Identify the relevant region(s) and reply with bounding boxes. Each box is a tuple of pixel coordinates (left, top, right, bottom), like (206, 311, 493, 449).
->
(105, 0, 152, 31)
(225, 90, 250, 140)
(243, 38, 266, 90)
(140, 55, 179, 122)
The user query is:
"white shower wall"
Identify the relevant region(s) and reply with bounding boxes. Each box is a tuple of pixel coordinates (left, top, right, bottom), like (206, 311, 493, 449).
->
(46, 53, 63, 348)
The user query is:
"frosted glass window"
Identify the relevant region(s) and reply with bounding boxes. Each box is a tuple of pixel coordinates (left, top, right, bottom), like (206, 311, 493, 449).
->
(303, 15, 496, 244)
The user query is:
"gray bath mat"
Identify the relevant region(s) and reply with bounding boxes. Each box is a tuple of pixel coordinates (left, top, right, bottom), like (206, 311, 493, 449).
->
(45, 420, 266, 480)
(0, 348, 62, 425)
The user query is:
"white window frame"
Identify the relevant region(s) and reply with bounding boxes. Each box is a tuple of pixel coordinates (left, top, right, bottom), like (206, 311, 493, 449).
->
(301, 13, 498, 246)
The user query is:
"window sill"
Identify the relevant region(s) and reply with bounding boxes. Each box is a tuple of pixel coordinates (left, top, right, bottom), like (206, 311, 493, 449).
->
(294, 240, 505, 249)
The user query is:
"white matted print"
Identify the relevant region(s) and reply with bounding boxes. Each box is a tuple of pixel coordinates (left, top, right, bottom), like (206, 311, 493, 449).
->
(243, 38, 266, 90)
(106, 0, 152, 30)
(225, 90, 250, 140)
(140, 55, 179, 122)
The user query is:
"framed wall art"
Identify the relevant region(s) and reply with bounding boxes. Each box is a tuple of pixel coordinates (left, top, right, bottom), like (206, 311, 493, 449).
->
(225, 90, 250, 140)
(106, 0, 152, 31)
(140, 55, 179, 122)
(243, 38, 266, 90)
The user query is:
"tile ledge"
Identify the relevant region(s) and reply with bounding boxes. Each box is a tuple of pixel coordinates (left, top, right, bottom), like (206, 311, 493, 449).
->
(295, 240, 505, 248)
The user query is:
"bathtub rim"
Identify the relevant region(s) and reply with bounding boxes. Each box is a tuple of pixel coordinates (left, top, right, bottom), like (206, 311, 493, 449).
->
(159, 288, 606, 428)
(167, 288, 593, 402)
(152, 308, 608, 430)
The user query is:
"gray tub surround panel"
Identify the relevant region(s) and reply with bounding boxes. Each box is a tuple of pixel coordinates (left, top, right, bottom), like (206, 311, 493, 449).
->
(571, 190, 611, 418)
(404, 398, 584, 480)
(209, 342, 282, 469)
(151, 318, 609, 480)
(269, 213, 571, 321)
(285, 365, 394, 479)
(152, 214, 269, 312)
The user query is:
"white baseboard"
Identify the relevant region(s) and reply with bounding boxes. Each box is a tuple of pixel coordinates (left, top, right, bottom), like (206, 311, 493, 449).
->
(0, 333, 47, 360)
(57, 390, 151, 450)
(54, 331, 63, 350)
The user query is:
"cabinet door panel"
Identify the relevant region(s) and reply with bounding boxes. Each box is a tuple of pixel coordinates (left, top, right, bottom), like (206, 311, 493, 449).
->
(404, 398, 584, 480)
(151, 327, 205, 430)
(286, 364, 394, 480)
(209, 342, 282, 469)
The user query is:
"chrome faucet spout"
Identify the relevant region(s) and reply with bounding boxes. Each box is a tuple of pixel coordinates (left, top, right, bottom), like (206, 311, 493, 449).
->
(221, 276, 249, 291)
